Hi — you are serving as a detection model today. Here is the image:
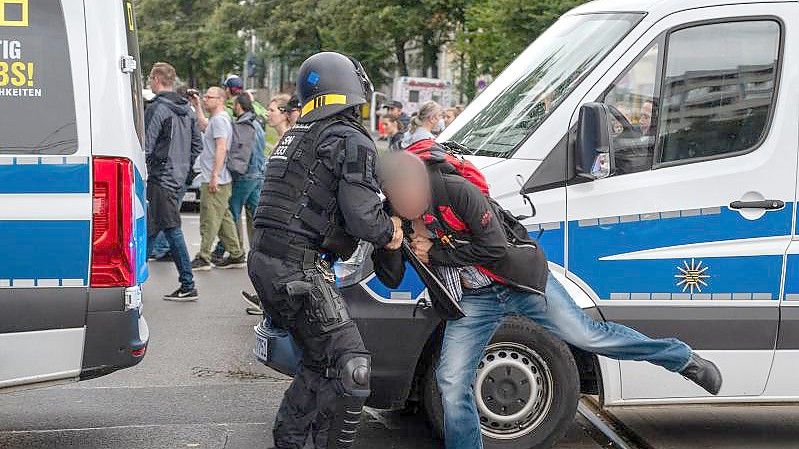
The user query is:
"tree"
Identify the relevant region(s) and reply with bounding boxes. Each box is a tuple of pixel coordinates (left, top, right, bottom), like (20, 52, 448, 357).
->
(134, 0, 588, 101)
(134, 0, 244, 87)
(456, 0, 587, 77)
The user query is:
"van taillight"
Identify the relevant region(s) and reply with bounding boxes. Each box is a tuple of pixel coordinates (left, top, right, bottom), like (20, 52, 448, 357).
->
(91, 157, 135, 287)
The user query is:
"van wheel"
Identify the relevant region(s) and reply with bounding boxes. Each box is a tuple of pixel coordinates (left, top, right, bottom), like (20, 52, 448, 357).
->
(423, 316, 580, 448)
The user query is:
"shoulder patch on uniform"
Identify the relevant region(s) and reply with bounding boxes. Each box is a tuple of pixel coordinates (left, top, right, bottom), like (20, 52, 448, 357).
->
(342, 130, 377, 184)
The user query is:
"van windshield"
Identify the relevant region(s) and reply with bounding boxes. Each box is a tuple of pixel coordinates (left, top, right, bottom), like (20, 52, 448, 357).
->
(448, 13, 642, 157)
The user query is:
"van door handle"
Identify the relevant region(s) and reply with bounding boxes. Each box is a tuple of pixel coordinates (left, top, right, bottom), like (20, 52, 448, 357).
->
(729, 200, 784, 210)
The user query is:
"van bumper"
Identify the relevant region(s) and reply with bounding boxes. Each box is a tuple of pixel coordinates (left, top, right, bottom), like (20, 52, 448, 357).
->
(80, 286, 149, 380)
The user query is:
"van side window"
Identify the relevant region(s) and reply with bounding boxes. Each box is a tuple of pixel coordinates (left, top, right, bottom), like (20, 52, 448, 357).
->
(601, 42, 661, 175)
(656, 21, 780, 165)
(124, 0, 144, 148)
(0, 0, 77, 155)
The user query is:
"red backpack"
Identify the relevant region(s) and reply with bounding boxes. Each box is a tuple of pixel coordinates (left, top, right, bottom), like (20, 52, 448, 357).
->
(405, 138, 490, 195)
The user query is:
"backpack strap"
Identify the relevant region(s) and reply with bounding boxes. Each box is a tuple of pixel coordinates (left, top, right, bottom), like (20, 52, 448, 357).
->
(428, 167, 453, 218)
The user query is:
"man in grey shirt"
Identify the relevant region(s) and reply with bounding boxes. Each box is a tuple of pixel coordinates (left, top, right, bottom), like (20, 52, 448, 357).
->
(188, 86, 246, 270)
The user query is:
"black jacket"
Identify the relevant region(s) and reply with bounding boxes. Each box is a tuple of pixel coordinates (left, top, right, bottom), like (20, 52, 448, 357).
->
(144, 91, 202, 191)
(374, 171, 548, 294)
(255, 113, 395, 250)
(324, 119, 395, 248)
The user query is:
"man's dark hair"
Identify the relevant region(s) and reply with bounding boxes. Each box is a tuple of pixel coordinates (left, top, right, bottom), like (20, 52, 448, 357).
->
(235, 93, 254, 113)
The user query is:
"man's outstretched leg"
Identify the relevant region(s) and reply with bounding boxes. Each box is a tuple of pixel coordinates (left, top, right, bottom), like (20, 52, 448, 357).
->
(513, 275, 722, 395)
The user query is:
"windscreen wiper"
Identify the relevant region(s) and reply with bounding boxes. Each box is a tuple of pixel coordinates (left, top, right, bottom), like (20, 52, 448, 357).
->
(439, 140, 477, 155)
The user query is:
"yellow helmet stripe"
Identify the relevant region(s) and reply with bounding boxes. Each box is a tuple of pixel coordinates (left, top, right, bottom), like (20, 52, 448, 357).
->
(301, 94, 348, 117)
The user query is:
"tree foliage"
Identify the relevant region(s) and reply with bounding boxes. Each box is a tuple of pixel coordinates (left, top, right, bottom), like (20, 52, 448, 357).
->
(134, 0, 588, 97)
(134, 0, 244, 87)
(456, 0, 586, 77)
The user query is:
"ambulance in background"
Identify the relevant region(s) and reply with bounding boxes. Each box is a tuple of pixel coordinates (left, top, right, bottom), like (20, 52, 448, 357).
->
(0, 0, 149, 391)
(392, 76, 453, 115)
(342, 0, 799, 447)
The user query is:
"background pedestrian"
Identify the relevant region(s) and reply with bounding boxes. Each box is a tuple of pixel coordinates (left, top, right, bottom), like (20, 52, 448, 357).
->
(144, 62, 202, 300)
(189, 86, 246, 271)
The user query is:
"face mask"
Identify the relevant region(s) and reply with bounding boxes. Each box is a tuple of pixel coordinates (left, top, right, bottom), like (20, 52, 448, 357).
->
(434, 118, 446, 134)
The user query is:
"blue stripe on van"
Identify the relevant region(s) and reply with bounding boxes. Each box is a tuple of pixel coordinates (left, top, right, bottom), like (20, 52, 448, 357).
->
(0, 220, 89, 283)
(134, 167, 148, 284)
(0, 158, 90, 194)
(569, 205, 793, 299)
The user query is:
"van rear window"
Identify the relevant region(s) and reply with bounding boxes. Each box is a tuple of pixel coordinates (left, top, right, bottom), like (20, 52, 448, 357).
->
(0, 0, 77, 155)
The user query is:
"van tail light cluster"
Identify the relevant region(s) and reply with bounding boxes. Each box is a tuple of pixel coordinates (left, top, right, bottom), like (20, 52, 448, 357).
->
(91, 157, 135, 288)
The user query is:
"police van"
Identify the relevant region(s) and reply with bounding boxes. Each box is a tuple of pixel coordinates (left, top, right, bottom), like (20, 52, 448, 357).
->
(0, 0, 149, 391)
(339, 0, 799, 447)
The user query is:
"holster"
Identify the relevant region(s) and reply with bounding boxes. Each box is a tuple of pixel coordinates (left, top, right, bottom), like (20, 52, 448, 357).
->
(286, 267, 351, 334)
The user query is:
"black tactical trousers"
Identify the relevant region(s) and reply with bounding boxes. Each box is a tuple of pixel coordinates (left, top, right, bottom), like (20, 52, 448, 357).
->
(248, 249, 369, 449)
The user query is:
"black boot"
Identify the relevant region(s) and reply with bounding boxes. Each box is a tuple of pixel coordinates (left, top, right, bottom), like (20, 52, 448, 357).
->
(680, 353, 722, 395)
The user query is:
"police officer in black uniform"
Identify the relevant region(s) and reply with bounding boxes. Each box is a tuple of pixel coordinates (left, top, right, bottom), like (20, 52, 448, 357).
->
(248, 52, 403, 449)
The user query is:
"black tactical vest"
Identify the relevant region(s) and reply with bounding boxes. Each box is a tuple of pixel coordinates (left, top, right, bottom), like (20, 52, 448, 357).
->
(254, 117, 363, 252)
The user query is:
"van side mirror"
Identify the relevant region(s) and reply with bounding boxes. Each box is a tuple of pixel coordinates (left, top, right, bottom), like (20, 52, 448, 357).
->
(575, 102, 613, 179)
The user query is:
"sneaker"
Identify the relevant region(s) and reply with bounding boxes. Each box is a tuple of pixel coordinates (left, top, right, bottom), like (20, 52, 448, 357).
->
(245, 306, 264, 316)
(241, 290, 261, 309)
(211, 249, 225, 265)
(191, 257, 212, 271)
(210, 252, 225, 266)
(214, 254, 246, 269)
(164, 287, 199, 302)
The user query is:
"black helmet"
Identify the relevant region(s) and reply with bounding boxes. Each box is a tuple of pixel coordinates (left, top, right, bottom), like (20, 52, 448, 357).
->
(296, 52, 374, 123)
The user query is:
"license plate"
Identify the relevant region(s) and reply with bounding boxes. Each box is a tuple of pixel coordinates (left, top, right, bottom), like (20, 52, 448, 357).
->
(254, 335, 269, 362)
(183, 191, 197, 202)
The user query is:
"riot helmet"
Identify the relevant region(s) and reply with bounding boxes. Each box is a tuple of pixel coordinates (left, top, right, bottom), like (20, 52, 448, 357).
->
(295, 52, 374, 123)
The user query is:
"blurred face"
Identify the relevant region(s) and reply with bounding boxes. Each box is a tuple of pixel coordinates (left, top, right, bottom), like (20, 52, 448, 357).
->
(267, 101, 289, 129)
(289, 109, 300, 126)
(381, 117, 398, 135)
(387, 106, 400, 118)
(640, 102, 653, 132)
(425, 107, 444, 131)
(233, 102, 244, 117)
(444, 110, 457, 126)
(202, 88, 224, 110)
(384, 170, 431, 220)
(148, 71, 170, 94)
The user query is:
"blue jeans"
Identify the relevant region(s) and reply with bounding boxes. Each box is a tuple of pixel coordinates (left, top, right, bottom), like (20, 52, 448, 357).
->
(437, 275, 692, 449)
(150, 232, 170, 258)
(214, 177, 262, 255)
(149, 184, 188, 259)
(147, 227, 194, 290)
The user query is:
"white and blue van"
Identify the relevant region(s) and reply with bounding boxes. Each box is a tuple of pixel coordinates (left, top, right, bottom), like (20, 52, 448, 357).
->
(0, 0, 149, 391)
(341, 0, 799, 447)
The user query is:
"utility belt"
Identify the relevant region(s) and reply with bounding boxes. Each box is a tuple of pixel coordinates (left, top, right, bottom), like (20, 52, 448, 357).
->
(254, 228, 351, 335)
(254, 228, 328, 268)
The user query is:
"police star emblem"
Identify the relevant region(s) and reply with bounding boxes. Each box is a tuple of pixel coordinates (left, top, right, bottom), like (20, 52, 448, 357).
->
(675, 259, 710, 294)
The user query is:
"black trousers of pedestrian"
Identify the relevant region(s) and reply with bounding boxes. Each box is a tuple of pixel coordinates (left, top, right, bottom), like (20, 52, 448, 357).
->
(248, 249, 368, 449)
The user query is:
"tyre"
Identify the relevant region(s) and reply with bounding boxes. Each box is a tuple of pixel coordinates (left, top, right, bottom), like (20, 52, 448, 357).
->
(423, 316, 580, 449)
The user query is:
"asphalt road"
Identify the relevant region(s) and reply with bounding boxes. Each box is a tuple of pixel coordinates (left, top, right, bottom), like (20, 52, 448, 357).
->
(3, 213, 799, 449)
(0, 214, 599, 449)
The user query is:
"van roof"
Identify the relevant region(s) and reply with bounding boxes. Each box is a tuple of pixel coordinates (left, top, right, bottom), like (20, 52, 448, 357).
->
(570, 0, 796, 16)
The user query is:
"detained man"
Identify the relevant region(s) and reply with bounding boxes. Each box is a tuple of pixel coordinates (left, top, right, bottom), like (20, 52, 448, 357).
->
(373, 151, 723, 449)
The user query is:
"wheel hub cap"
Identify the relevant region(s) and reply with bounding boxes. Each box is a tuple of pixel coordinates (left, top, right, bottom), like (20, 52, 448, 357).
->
(474, 343, 554, 439)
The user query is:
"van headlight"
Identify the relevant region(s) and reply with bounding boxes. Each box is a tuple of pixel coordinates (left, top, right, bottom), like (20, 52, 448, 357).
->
(335, 241, 374, 288)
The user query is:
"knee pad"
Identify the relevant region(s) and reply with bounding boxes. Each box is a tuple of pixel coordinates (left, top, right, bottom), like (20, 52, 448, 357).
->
(325, 353, 371, 449)
(335, 352, 371, 396)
